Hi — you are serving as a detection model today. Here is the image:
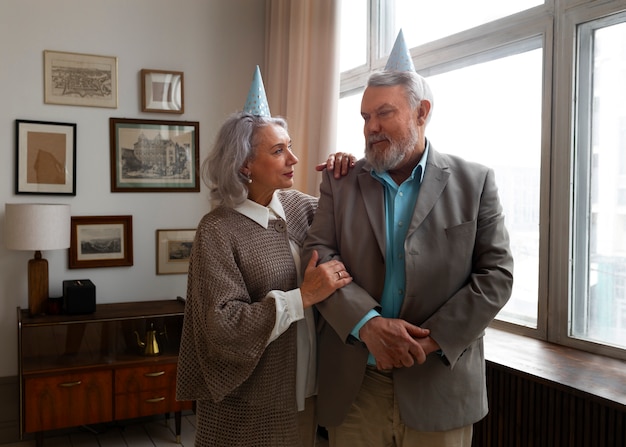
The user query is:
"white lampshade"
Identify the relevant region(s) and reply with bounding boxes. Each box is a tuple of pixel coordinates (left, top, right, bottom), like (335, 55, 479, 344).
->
(5, 203, 71, 251)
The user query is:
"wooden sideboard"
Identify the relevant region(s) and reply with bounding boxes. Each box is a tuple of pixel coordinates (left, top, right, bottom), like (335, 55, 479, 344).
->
(17, 298, 192, 446)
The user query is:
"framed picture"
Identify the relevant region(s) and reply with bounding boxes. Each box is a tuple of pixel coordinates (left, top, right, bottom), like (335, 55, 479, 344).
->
(156, 229, 196, 275)
(44, 50, 118, 108)
(141, 69, 184, 114)
(15, 119, 76, 195)
(69, 215, 133, 269)
(109, 118, 200, 192)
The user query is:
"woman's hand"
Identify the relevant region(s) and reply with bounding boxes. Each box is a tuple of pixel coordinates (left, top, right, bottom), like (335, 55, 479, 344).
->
(315, 152, 357, 178)
(300, 250, 352, 308)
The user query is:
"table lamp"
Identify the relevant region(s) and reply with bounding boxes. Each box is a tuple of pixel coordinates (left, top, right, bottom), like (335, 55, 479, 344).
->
(4, 203, 71, 316)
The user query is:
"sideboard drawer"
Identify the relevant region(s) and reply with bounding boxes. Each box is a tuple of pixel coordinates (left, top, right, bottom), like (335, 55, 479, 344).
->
(115, 363, 177, 393)
(115, 387, 179, 419)
(24, 370, 113, 433)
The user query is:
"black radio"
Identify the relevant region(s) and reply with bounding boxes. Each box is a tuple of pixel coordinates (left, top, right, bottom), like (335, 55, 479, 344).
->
(63, 279, 96, 314)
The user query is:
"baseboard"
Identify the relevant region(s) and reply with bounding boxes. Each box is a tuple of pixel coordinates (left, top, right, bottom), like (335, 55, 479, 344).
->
(0, 376, 20, 445)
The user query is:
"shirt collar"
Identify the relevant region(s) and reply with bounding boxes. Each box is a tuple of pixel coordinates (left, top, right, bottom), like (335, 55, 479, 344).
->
(234, 191, 286, 229)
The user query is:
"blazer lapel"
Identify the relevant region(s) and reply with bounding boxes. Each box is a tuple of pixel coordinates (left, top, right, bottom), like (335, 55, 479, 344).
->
(357, 168, 386, 257)
(408, 148, 449, 235)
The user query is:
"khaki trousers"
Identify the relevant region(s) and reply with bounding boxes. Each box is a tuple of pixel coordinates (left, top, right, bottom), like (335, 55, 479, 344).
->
(327, 367, 472, 447)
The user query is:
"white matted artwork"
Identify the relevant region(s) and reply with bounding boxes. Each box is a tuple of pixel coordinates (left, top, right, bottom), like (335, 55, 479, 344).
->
(156, 229, 195, 275)
(141, 69, 184, 113)
(44, 50, 118, 108)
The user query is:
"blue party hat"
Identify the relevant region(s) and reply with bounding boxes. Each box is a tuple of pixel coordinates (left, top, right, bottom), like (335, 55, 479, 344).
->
(384, 29, 415, 72)
(243, 65, 271, 117)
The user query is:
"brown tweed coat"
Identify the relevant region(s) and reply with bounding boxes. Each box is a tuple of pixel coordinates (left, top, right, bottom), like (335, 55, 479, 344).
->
(176, 189, 318, 447)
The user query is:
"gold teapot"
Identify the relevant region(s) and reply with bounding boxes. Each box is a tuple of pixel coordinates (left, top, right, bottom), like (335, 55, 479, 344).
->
(134, 323, 161, 356)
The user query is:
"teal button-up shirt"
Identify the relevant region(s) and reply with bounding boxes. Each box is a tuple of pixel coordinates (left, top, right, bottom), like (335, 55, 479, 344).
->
(350, 142, 429, 365)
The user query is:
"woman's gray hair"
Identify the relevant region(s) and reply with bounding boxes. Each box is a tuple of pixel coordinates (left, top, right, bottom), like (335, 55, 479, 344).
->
(202, 111, 288, 208)
(367, 70, 434, 124)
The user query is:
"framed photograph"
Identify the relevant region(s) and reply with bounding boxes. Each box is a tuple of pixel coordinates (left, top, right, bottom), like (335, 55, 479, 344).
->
(141, 69, 184, 114)
(156, 229, 196, 275)
(44, 50, 118, 108)
(15, 119, 76, 195)
(69, 215, 133, 269)
(109, 118, 200, 192)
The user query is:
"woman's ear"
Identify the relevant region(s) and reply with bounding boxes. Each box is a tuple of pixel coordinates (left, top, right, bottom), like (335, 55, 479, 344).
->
(239, 160, 250, 177)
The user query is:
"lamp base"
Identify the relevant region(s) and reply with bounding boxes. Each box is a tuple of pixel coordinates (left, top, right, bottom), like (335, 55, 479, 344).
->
(28, 251, 49, 316)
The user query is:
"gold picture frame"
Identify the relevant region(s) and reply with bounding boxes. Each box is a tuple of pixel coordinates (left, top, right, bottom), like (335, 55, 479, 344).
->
(141, 69, 184, 114)
(156, 229, 195, 275)
(44, 50, 118, 108)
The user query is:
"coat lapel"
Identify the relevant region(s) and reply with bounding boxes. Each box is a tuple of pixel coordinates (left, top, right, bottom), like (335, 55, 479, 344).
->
(408, 148, 449, 235)
(357, 168, 386, 257)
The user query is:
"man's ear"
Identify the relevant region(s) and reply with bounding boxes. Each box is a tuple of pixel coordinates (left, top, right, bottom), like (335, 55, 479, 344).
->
(417, 100, 432, 125)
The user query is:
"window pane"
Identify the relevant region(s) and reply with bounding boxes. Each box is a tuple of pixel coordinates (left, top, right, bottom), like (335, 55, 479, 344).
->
(427, 49, 542, 327)
(338, 49, 543, 327)
(385, 0, 543, 50)
(340, 0, 368, 72)
(573, 20, 626, 349)
(337, 91, 365, 157)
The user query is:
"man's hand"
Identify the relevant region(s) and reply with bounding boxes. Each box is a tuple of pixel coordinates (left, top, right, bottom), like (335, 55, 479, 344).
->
(359, 316, 430, 370)
(315, 152, 357, 179)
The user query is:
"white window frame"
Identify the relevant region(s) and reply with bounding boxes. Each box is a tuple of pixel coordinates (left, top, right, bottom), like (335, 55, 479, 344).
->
(340, 0, 626, 360)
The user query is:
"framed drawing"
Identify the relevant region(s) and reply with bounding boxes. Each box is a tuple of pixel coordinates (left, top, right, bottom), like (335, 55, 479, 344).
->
(44, 50, 118, 108)
(141, 69, 184, 114)
(15, 119, 76, 195)
(109, 118, 200, 192)
(156, 229, 196, 275)
(69, 215, 133, 269)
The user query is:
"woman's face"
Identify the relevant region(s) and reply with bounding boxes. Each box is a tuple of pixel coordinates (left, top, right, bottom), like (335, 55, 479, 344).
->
(244, 124, 298, 206)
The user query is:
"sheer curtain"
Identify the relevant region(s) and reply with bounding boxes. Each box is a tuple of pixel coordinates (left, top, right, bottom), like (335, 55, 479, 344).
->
(264, 0, 340, 196)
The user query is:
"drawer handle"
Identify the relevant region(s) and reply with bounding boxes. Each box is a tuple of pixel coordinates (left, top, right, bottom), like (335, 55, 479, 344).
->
(59, 381, 82, 387)
(145, 397, 165, 403)
(144, 371, 166, 377)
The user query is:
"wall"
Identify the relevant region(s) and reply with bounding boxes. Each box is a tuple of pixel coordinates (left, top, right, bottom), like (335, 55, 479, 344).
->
(0, 0, 266, 379)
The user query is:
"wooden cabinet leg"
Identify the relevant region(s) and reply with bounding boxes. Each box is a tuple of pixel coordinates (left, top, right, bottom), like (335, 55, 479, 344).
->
(175, 411, 182, 443)
(35, 431, 44, 447)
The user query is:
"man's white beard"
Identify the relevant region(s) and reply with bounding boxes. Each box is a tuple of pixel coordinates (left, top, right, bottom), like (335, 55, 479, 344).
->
(365, 124, 419, 173)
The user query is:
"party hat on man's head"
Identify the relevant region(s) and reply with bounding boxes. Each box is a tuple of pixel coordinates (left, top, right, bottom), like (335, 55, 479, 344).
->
(243, 65, 271, 117)
(384, 29, 415, 72)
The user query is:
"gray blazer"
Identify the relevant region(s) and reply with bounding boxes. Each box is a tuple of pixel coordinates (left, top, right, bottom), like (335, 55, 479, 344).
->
(303, 146, 514, 431)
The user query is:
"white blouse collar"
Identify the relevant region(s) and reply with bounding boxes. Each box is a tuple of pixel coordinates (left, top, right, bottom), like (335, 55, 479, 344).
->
(234, 191, 286, 228)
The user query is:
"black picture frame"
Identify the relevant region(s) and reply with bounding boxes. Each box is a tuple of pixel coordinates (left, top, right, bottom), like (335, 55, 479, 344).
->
(15, 119, 77, 195)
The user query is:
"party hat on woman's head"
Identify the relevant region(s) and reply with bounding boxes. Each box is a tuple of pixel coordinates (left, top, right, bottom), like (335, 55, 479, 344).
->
(243, 65, 271, 117)
(384, 29, 415, 72)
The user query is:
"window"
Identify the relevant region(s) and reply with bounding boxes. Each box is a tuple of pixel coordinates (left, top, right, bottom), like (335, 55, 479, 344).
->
(384, 0, 544, 50)
(572, 14, 626, 350)
(337, 0, 626, 359)
(426, 48, 542, 328)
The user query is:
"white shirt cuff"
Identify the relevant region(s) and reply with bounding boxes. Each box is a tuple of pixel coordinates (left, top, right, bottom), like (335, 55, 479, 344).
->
(267, 288, 305, 344)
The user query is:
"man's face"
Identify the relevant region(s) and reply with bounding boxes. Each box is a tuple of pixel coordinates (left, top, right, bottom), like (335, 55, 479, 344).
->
(360, 85, 424, 172)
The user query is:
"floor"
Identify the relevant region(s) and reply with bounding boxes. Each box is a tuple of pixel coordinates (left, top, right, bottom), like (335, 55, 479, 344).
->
(2, 413, 330, 446)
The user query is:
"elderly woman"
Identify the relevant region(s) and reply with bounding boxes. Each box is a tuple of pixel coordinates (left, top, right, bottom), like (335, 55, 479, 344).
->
(176, 108, 353, 447)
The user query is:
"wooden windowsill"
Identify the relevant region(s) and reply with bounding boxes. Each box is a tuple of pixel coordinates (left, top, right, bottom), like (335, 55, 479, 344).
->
(484, 327, 626, 411)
